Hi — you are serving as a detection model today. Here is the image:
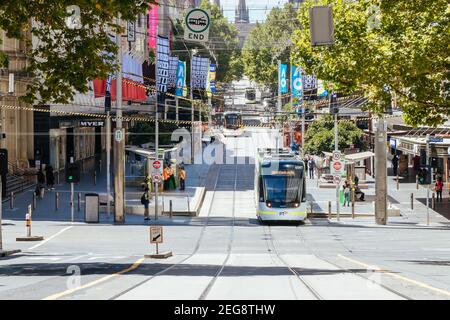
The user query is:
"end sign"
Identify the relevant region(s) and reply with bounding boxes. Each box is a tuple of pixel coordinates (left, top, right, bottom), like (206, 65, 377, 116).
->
(184, 8, 210, 43)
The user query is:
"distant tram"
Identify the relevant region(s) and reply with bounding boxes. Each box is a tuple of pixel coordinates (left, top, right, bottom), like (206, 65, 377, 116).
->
(255, 148, 307, 224)
(222, 111, 243, 137)
(245, 87, 256, 104)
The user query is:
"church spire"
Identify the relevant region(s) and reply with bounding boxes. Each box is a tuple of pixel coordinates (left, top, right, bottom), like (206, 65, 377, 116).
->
(235, 0, 250, 23)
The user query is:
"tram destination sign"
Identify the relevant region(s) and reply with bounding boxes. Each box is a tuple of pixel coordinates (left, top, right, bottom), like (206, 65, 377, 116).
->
(184, 8, 210, 43)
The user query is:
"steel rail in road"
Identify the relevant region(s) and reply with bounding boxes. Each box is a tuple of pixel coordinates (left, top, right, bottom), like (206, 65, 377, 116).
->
(109, 164, 224, 300)
(198, 164, 238, 300)
(294, 225, 412, 300)
(263, 224, 323, 300)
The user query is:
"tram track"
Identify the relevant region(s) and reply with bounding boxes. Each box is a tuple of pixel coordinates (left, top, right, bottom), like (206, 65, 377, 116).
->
(263, 224, 323, 300)
(109, 164, 225, 300)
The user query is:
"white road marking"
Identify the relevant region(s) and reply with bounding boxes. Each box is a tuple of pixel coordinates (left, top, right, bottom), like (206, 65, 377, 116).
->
(28, 226, 73, 250)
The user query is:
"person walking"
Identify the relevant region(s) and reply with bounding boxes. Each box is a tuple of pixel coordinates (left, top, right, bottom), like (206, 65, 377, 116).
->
(435, 178, 443, 202)
(36, 168, 45, 199)
(392, 154, 399, 176)
(179, 166, 186, 191)
(308, 158, 316, 179)
(162, 164, 170, 191)
(343, 180, 351, 207)
(141, 186, 150, 220)
(45, 165, 55, 190)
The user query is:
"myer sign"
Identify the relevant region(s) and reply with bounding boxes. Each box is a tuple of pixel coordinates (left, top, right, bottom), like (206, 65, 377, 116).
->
(184, 8, 210, 43)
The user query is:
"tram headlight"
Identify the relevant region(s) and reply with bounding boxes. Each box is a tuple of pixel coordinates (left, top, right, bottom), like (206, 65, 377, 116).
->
(294, 202, 299, 208)
(266, 201, 272, 208)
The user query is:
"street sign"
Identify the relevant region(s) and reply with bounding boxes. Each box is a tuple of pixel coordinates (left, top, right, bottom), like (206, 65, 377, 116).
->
(429, 137, 443, 143)
(151, 173, 162, 184)
(184, 8, 210, 43)
(332, 150, 341, 161)
(127, 21, 135, 42)
(150, 226, 163, 244)
(333, 174, 342, 184)
(114, 129, 123, 142)
(331, 160, 344, 175)
(151, 160, 163, 176)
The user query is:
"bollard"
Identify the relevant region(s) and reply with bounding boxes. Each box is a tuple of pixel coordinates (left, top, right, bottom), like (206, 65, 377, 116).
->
(396, 175, 399, 190)
(410, 193, 413, 210)
(78, 193, 81, 211)
(169, 200, 173, 219)
(328, 201, 331, 219)
(94, 171, 97, 186)
(432, 192, 435, 209)
(32, 192, 36, 210)
(416, 175, 419, 190)
(351, 189, 355, 219)
(10, 191, 14, 209)
(26, 213, 31, 237)
(187, 196, 190, 213)
(55, 192, 59, 211)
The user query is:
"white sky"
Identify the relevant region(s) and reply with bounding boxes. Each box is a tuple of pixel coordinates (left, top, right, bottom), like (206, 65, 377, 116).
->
(218, 0, 289, 23)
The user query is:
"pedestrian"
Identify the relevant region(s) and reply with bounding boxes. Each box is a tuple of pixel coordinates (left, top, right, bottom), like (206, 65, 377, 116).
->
(141, 186, 150, 220)
(46, 165, 55, 190)
(308, 157, 315, 179)
(392, 154, 399, 176)
(304, 157, 308, 173)
(435, 178, 443, 202)
(36, 168, 45, 199)
(168, 164, 176, 190)
(343, 180, 351, 207)
(162, 164, 170, 191)
(179, 166, 186, 191)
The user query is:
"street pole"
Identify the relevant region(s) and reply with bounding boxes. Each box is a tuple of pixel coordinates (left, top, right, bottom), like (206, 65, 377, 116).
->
(0, 175, 3, 251)
(106, 111, 111, 220)
(334, 112, 340, 220)
(70, 157, 74, 223)
(175, 96, 179, 122)
(190, 49, 194, 164)
(277, 60, 282, 112)
(375, 117, 387, 225)
(301, 102, 305, 158)
(114, 14, 125, 223)
(155, 97, 159, 221)
(426, 134, 430, 226)
(208, 96, 212, 129)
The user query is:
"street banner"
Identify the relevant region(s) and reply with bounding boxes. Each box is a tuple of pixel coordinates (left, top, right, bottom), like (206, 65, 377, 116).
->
(147, 4, 158, 49)
(192, 56, 209, 89)
(303, 73, 317, 91)
(156, 36, 170, 93)
(279, 63, 288, 94)
(176, 61, 186, 97)
(291, 66, 303, 98)
(209, 64, 216, 93)
(317, 79, 328, 97)
(168, 56, 179, 89)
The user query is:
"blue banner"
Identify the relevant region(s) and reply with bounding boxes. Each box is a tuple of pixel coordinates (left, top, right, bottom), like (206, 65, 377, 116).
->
(209, 64, 216, 93)
(175, 61, 186, 97)
(291, 66, 303, 98)
(279, 63, 288, 94)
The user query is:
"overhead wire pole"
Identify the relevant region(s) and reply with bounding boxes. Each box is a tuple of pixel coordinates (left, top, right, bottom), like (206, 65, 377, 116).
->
(333, 93, 340, 220)
(114, 14, 125, 223)
(375, 115, 387, 225)
(190, 49, 194, 164)
(277, 60, 282, 112)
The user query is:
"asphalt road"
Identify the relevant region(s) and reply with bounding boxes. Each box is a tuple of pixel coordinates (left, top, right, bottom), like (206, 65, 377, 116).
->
(0, 128, 449, 300)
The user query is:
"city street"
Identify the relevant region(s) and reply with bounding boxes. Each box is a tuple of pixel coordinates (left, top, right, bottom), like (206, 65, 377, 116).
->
(1, 128, 449, 300)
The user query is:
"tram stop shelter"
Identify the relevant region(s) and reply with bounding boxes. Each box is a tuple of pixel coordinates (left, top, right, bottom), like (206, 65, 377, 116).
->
(322, 151, 375, 185)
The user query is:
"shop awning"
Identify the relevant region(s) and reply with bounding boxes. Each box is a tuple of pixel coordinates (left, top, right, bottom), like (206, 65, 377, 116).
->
(344, 151, 375, 162)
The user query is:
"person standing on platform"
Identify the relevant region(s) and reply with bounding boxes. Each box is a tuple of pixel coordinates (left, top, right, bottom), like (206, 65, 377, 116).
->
(392, 154, 399, 176)
(168, 164, 176, 190)
(46, 165, 55, 190)
(179, 166, 186, 191)
(162, 165, 170, 191)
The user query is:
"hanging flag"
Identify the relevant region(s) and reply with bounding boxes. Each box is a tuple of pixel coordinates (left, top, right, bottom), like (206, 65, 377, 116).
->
(317, 79, 328, 97)
(176, 61, 186, 97)
(208, 64, 216, 95)
(192, 56, 209, 89)
(279, 64, 288, 94)
(156, 36, 170, 93)
(291, 66, 303, 98)
(168, 56, 179, 89)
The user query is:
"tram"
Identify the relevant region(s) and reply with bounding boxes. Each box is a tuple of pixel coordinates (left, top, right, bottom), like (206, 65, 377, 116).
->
(245, 87, 256, 104)
(255, 148, 307, 223)
(223, 111, 243, 137)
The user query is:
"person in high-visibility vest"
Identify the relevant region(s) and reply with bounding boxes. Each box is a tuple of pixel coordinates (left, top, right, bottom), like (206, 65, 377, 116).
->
(162, 165, 170, 191)
(179, 166, 186, 191)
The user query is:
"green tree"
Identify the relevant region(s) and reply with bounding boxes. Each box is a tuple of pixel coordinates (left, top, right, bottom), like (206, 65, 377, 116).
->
(0, 0, 153, 104)
(172, 0, 242, 84)
(242, 3, 299, 90)
(303, 116, 365, 155)
(291, 0, 449, 127)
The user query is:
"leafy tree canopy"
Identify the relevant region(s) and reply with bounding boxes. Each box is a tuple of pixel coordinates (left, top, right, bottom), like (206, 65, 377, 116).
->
(242, 3, 299, 90)
(291, 0, 449, 127)
(0, 0, 153, 104)
(304, 116, 365, 155)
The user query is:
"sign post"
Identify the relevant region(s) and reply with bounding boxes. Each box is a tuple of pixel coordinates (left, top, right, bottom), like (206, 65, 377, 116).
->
(331, 151, 343, 220)
(184, 8, 210, 43)
(145, 226, 172, 259)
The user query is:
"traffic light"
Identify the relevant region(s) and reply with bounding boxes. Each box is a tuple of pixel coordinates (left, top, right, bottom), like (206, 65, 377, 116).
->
(431, 157, 438, 169)
(66, 163, 80, 183)
(329, 92, 338, 114)
(418, 165, 431, 185)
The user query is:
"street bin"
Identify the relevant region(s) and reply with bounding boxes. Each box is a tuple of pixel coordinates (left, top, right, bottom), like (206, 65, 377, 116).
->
(85, 193, 99, 223)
